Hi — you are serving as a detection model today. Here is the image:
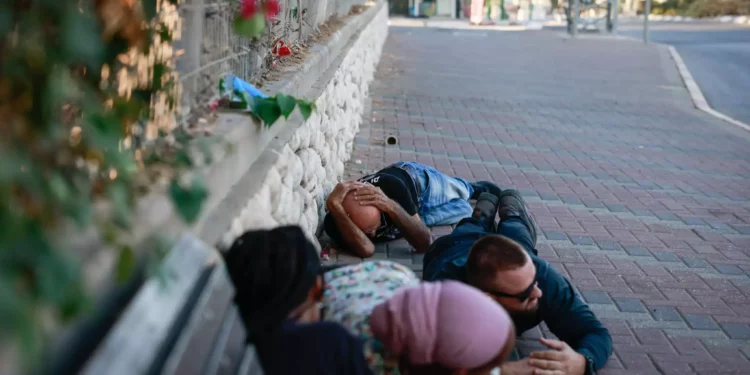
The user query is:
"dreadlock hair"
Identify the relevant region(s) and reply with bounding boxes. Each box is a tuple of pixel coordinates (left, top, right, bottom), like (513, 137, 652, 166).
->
(223, 226, 321, 343)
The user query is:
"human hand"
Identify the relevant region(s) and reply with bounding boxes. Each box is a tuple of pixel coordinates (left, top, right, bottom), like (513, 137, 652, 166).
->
(327, 181, 366, 210)
(528, 338, 587, 375)
(353, 185, 394, 212)
(499, 359, 537, 375)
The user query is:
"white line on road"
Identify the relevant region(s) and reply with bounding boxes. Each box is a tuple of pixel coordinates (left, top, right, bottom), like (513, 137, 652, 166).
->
(668, 45, 750, 132)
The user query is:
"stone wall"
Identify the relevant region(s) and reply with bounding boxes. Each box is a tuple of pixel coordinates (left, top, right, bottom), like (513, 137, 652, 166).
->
(14, 5, 388, 374)
(217, 3, 388, 248)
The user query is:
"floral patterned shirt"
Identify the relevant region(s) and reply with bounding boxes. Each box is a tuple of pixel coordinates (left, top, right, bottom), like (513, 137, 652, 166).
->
(322, 261, 420, 375)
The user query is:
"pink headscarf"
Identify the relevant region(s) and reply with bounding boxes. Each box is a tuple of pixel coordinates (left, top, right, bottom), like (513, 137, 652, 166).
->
(369, 281, 513, 369)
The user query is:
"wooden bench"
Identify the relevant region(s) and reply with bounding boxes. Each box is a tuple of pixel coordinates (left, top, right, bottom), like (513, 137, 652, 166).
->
(80, 233, 263, 375)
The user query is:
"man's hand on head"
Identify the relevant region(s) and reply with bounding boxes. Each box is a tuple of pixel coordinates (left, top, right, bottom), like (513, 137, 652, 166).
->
(353, 185, 395, 213)
(528, 338, 587, 375)
(327, 181, 367, 211)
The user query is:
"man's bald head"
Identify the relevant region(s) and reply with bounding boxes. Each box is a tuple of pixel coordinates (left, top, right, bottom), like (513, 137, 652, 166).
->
(342, 192, 381, 236)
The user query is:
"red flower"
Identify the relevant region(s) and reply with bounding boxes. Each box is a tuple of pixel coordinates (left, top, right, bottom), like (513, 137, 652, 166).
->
(264, 0, 280, 18)
(241, 0, 256, 18)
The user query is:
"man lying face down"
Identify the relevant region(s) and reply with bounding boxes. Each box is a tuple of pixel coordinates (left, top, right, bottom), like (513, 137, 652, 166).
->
(424, 189, 613, 375)
(324, 161, 503, 257)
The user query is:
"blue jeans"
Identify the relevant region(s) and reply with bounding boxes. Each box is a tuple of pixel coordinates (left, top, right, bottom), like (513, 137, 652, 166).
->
(392, 162, 475, 226)
(422, 214, 537, 282)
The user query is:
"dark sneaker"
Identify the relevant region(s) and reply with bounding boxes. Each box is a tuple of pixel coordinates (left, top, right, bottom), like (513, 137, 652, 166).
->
(470, 181, 504, 200)
(498, 189, 538, 248)
(472, 192, 500, 230)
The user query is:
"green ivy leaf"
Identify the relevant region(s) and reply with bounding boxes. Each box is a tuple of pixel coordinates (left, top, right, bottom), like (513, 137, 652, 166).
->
(48, 173, 70, 203)
(113, 96, 145, 120)
(108, 182, 132, 229)
(104, 36, 132, 65)
(255, 98, 282, 126)
(297, 100, 313, 120)
(0, 4, 12, 36)
(234, 13, 266, 39)
(196, 137, 214, 165)
(85, 112, 124, 152)
(102, 223, 118, 245)
(230, 89, 248, 109)
(59, 281, 88, 323)
(0, 276, 29, 339)
(175, 149, 193, 167)
(61, 4, 103, 66)
(66, 197, 93, 228)
(276, 94, 297, 119)
(35, 251, 81, 310)
(142, 0, 158, 19)
(245, 93, 261, 114)
(152, 63, 166, 91)
(116, 245, 136, 284)
(169, 175, 208, 223)
(159, 25, 172, 43)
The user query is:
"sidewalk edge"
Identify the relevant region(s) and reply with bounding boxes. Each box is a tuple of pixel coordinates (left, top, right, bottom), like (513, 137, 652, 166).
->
(667, 45, 750, 132)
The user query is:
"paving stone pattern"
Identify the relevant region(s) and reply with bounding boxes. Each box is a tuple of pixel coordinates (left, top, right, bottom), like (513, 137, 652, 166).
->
(329, 27, 750, 374)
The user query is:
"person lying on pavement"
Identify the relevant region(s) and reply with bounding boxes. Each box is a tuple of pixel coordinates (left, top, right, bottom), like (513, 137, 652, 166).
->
(324, 161, 502, 257)
(423, 187, 612, 375)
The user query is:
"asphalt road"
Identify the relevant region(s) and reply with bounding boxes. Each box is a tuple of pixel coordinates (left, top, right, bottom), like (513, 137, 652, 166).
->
(618, 22, 750, 125)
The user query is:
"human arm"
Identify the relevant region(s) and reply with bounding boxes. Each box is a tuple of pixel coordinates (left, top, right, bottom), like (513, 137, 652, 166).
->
(325, 182, 375, 258)
(532, 262, 612, 373)
(354, 185, 432, 253)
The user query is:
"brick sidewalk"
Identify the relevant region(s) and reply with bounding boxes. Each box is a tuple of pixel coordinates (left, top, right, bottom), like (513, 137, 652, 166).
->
(329, 26, 750, 374)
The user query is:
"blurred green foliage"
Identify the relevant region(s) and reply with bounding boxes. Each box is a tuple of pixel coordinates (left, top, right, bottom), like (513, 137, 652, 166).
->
(0, 0, 207, 366)
(649, 0, 750, 16)
(1, 0, 318, 367)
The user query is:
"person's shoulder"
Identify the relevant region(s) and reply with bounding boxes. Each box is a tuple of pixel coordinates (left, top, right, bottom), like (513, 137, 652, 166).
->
(286, 322, 364, 352)
(293, 320, 350, 334)
(261, 322, 367, 375)
(531, 255, 564, 289)
(531, 255, 551, 276)
(282, 321, 355, 340)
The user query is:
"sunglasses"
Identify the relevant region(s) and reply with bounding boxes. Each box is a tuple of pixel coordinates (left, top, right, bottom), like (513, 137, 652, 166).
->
(485, 278, 538, 302)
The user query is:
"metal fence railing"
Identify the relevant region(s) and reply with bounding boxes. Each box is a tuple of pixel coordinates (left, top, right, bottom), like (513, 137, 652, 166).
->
(175, 0, 366, 126)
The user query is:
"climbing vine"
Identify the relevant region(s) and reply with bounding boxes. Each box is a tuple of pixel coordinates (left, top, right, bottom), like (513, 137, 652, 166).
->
(0, 0, 211, 366)
(0, 0, 318, 367)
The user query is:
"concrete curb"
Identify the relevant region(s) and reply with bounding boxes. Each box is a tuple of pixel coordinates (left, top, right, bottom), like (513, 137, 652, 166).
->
(623, 15, 750, 25)
(667, 45, 750, 132)
(388, 17, 544, 31)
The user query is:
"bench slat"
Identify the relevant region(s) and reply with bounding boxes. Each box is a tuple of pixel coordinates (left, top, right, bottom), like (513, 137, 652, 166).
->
(162, 261, 236, 375)
(205, 306, 248, 375)
(82, 233, 217, 375)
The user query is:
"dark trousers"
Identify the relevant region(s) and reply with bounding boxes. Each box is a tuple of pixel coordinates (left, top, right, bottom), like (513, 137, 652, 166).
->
(451, 216, 536, 257)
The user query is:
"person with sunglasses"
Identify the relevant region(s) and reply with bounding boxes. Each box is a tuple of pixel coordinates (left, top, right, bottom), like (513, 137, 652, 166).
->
(423, 189, 612, 375)
(323, 161, 502, 258)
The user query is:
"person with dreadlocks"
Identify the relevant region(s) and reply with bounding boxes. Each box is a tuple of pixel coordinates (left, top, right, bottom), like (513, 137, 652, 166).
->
(223, 226, 372, 375)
